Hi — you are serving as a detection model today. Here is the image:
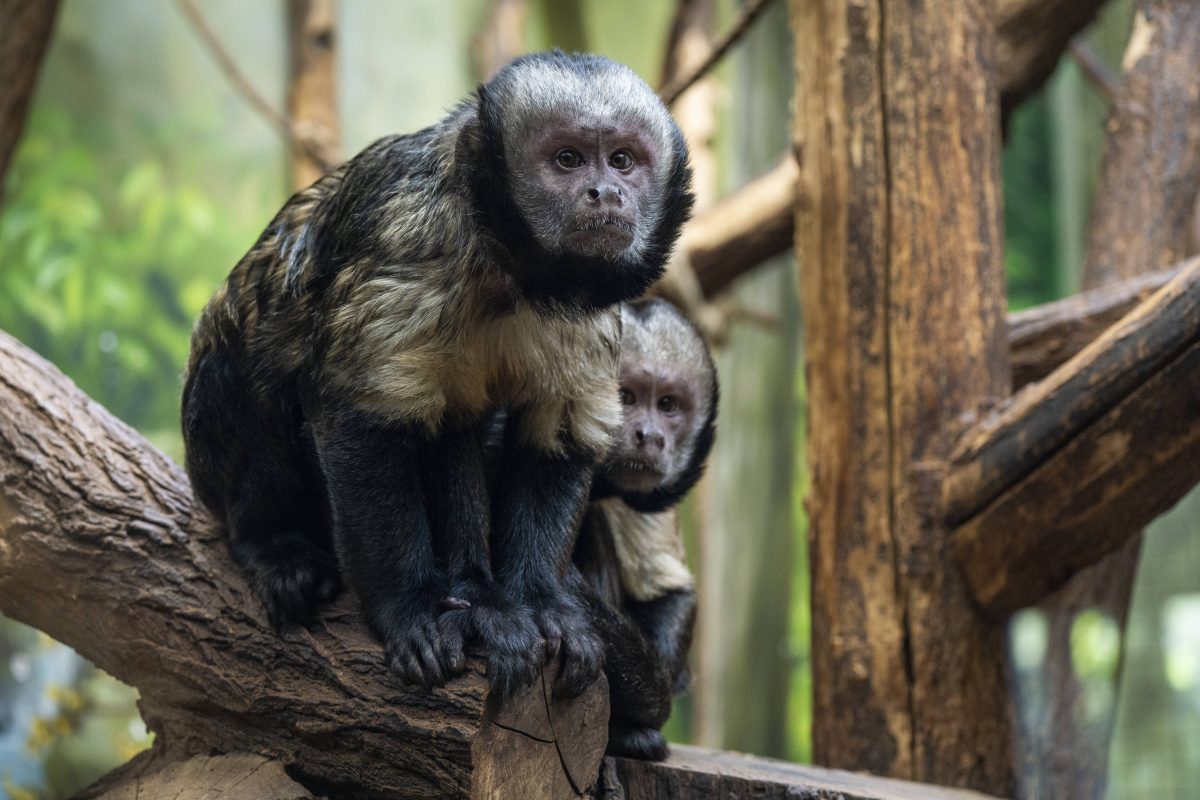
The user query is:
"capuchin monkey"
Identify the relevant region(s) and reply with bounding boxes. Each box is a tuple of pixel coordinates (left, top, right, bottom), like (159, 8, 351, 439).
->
(578, 298, 717, 760)
(181, 52, 694, 700)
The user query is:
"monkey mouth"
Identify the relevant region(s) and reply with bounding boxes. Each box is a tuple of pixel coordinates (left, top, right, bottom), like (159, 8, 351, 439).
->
(604, 458, 666, 491)
(572, 215, 635, 234)
(567, 216, 636, 257)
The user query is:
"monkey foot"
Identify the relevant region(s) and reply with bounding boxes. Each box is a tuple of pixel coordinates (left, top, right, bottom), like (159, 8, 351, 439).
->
(461, 602, 543, 700)
(535, 601, 605, 700)
(251, 551, 341, 632)
(380, 604, 466, 690)
(606, 727, 669, 761)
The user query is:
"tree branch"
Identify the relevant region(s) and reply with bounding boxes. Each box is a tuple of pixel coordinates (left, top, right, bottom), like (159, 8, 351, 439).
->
(1007, 261, 1185, 389)
(658, 0, 777, 106)
(0, 0, 60, 199)
(176, 0, 333, 173)
(287, 0, 341, 190)
(946, 257, 1200, 616)
(0, 329, 606, 800)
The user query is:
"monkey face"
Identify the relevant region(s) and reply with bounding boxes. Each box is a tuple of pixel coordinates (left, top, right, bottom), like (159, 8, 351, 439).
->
(514, 118, 661, 263)
(472, 53, 694, 314)
(605, 361, 702, 494)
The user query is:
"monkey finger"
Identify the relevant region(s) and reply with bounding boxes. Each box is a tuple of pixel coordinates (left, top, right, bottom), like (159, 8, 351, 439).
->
(440, 596, 472, 612)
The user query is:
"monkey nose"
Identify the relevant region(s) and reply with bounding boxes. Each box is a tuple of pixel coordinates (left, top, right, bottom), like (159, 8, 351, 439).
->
(587, 185, 624, 207)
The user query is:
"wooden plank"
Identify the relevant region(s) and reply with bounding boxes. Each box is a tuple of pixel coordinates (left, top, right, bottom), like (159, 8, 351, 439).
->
(792, 0, 1012, 793)
(953, 337, 1200, 616)
(946, 256, 1200, 526)
(611, 746, 1005, 800)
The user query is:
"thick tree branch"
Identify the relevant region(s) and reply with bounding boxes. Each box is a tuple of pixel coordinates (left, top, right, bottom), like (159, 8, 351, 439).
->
(0, 0, 60, 198)
(0, 330, 606, 800)
(1007, 261, 1185, 389)
(946, 257, 1200, 616)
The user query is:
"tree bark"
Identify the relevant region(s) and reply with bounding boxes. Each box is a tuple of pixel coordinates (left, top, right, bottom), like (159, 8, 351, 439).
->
(0, 330, 607, 800)
(0, 0, 59, 197)
(793, 0, 1012, 793)
(1007, 261, 1184, 390)
(287, 0, 340, 190)
(1019, 3, 1200, 797)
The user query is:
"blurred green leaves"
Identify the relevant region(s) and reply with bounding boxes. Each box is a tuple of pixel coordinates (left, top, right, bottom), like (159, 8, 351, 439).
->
(0, 107, 258, 451)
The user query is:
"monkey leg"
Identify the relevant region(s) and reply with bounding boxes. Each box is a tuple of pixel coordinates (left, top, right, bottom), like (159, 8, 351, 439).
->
(182, 350, 339, 630)
(577, 582, 674, 761)
(419, 424, 542, 698)
(316, 407, 461, 689)
(627, 587, 697, 695)
(490, 425, 605, 700)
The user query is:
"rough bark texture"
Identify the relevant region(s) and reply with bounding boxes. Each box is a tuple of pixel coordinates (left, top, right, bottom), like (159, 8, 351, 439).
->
(1007, 262, 1184, 390)
(0, 0, 59, 196)
(1018, 5, 1200, 797)
(287, 0, 340, 190)
(995, 0, 1110, 123)
(949, 259, 1200, 615)
(0, 330, 607, 800)
(947, 256, 1200, 525)
(793, 0, 1012, 793)
(610, 746, 1003, 800)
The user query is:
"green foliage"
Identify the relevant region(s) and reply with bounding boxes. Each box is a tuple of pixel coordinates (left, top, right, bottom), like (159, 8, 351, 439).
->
(0, 107, 262, 450)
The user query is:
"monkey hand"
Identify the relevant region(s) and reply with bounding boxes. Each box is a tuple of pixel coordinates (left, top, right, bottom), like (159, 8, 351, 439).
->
(250, 547, 342, 632)
(607, 727, 669, 761)
(446, 589, 543, 701)
(370, 592, 466, 691)
(533, 594, 605, 700)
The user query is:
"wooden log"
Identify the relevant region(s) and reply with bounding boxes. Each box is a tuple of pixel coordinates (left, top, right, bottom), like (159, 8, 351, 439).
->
(0, 330, 607, 800)
(793, 0, 1012, 793)
(947, 256, 1200, 526)
(952, 335, 1200, 617)
(609, 746, 1005, 800)
(1007, 262, 1185, 390)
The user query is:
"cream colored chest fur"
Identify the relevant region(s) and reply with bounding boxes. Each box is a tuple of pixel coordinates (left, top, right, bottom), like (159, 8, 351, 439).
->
(328, 275, 622, 456)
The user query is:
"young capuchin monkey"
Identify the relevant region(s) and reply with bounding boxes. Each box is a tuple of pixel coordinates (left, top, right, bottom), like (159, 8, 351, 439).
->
(571, 298, 718, 760)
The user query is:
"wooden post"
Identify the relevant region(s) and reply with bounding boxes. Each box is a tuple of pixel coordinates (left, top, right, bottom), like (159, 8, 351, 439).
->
(286, 0, 340, 190)
(792, 0, 1013, 793)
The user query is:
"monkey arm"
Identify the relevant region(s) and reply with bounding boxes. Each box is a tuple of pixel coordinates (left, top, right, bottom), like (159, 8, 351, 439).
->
(489, 417, 605, 699)
(314, 406, 462, 688)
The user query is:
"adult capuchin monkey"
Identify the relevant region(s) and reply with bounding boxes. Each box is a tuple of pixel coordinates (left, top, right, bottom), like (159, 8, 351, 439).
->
(182, 51, 694, 700)
(575, 298, 718, 760)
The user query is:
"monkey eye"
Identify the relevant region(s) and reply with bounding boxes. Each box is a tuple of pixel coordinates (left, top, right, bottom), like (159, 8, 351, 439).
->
(555, 149, 584, 169)
(657, 395, 678, 413)
(619, 387, 636, 406)
(609, 150, 634, 171)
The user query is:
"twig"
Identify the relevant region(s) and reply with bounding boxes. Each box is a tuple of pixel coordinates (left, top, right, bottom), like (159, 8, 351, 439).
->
(176, 0, 333, 171)
(659, 0, 779, 106)
(1068, 39, 1118, 102)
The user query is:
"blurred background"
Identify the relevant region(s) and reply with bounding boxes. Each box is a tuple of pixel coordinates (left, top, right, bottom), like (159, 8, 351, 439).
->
(0, 1, 1197, 797)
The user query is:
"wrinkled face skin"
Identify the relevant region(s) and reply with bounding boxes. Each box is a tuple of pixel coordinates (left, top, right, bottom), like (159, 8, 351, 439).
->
(514, 116, 662, 262)
(605, 353, 702, 494)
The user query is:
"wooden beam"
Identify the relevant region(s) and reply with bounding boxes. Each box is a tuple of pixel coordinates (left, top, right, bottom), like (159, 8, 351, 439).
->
(947, 257, 1200, 614)
(793, 0, 1012, 793)
(1008, 262, 1185, 390)
(0, 330, 607, 800)
(609, 746, 1005, 800)
(286, 0, 340, 189)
